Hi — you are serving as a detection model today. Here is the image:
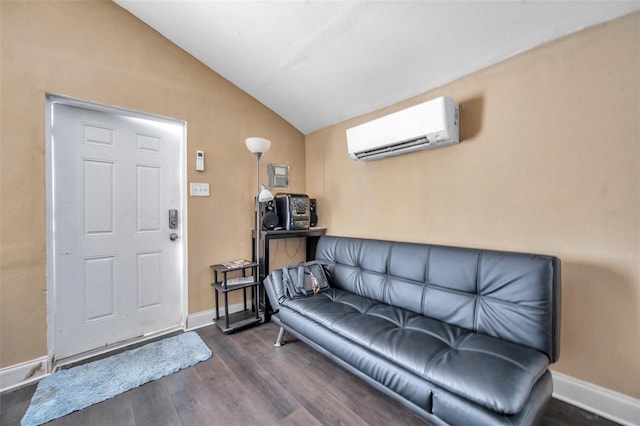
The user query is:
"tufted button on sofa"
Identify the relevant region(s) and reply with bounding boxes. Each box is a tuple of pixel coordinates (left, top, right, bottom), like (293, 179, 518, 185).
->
(264, 235, 561, 425)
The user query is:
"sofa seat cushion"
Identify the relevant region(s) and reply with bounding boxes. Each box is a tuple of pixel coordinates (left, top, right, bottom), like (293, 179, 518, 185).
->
(281, 288, 550, 415)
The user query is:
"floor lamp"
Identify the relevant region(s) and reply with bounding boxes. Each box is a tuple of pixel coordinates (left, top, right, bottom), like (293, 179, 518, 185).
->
(245, 137, 274, 282)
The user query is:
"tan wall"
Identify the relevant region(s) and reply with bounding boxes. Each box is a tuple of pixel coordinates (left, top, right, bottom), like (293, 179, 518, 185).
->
(1, 0, 638, 402)
(306, 14, 640, 398)
(0, 1, 305, 367)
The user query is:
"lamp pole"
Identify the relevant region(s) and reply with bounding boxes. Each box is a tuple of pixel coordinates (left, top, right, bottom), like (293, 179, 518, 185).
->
(245, 136, 272, 283)
(254, 151, 262, 279)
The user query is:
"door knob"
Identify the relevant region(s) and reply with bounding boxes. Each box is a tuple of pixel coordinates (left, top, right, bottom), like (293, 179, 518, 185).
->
(170, 233, 179, 241)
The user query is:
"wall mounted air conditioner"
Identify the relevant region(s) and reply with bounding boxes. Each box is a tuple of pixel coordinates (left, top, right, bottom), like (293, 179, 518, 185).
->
(346, 96, 459, 161)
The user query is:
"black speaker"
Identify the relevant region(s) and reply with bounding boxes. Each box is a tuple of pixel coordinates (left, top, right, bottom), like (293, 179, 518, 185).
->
(309, 198, 317, 227)
(262, 199, 279, 230)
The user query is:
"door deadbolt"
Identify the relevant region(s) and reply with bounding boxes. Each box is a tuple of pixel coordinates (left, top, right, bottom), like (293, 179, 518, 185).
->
(169, 209, 178, 229)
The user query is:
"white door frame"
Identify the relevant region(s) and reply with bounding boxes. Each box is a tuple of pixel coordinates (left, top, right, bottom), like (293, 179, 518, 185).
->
(44, 93, 188, 370)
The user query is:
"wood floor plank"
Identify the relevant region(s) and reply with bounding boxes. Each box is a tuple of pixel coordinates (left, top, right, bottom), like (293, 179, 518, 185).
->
(0, 385, 35, 425)
(277, 406, 324, 426)
(257, 336, 426, 426)
(541, 398, 620, 426)
(256, 349, 371, 426)
(47, 391, 135, 426)
(204, 327, 299, 422)
(129, 379, 183, 426)
(162, 367, 219, 426)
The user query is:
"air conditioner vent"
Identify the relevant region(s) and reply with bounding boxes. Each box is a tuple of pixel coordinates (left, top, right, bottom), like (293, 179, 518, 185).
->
(354, 137, 430, 161)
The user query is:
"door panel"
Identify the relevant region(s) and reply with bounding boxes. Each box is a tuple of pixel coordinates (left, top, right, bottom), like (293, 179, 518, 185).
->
(136, 251, 162, 309)
(136, 165, 161, 232)
(83, 160, 116, 235)
(83, 256, 116, 321)
(52, 103, 184, 359)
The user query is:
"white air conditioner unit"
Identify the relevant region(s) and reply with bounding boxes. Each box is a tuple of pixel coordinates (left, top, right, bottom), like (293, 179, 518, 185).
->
(346, 96, 459, 161)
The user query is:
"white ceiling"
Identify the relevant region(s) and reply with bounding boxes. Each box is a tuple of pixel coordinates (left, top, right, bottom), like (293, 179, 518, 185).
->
(114, 1, 639, 134)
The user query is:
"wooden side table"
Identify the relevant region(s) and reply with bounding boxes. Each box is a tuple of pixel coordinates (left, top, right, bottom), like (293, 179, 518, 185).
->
(210, 261, 261, 333)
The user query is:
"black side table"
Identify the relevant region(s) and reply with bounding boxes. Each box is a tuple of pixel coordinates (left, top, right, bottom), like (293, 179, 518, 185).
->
(251, 227, 326, 321)
(211, 261, 261, 333)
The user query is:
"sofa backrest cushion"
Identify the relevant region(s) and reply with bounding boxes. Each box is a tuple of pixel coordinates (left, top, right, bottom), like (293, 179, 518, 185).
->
(315, 235, 561, 362)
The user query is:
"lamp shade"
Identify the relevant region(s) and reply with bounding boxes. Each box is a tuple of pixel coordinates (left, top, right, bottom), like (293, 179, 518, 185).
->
(245, 137, 271, 154)
(258, 185, 274, 202)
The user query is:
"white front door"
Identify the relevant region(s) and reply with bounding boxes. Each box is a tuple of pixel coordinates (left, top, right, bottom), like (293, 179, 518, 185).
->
(50, 102, 185, 360)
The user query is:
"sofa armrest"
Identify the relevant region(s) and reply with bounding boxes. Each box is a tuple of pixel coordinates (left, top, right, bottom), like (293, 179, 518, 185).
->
(264, 269, 285, 314)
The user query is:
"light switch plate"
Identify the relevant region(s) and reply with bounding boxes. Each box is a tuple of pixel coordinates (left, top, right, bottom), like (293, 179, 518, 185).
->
(190, 183, 210, 197)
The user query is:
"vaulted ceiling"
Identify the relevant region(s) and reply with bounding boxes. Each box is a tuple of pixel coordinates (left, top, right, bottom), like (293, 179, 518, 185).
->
(114, 1, 639, 134)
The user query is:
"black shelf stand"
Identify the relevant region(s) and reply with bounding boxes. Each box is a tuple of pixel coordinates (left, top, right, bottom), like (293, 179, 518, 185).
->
(211, 261, 261, 333)
(251, 227, 326, 321)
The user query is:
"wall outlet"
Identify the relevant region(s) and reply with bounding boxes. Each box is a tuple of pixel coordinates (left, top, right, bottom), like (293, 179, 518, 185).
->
(190, 183, 210, 197)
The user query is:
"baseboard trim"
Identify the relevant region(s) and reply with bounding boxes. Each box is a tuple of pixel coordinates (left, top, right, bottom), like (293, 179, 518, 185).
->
(0, 356, 49, 393)
(551, 370, 640, 426)
(185, 303, 245, 330)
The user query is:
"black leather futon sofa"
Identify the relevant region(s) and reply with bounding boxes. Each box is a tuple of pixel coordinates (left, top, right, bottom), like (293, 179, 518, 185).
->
(264, 235, 561, 425)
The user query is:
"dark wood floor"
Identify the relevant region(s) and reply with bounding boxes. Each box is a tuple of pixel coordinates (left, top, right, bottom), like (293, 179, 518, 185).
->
(0, 322, 620, 426)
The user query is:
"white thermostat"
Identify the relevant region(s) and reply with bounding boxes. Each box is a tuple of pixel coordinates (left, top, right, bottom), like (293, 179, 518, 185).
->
(196, 150, 205, 171)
